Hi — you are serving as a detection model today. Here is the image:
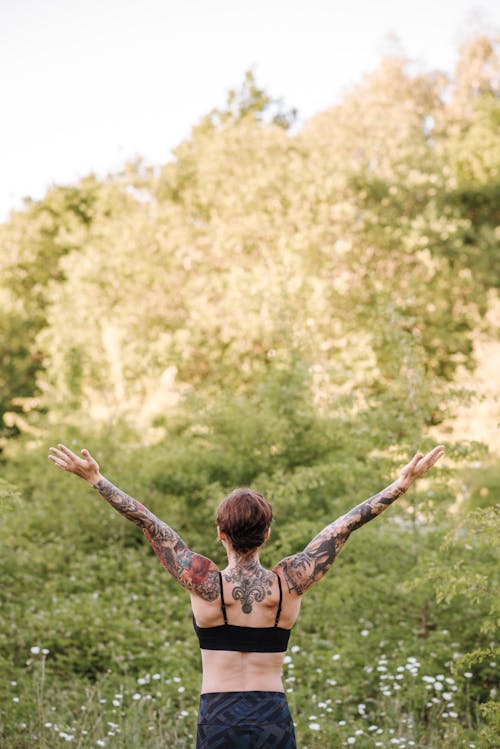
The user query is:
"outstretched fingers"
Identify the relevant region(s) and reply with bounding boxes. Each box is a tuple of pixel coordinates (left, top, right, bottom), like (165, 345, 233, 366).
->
(57, 443, 80, 461)
(419, 445, 445, 470)
(409, 452, 424, 470)
(400, 452, 424, 481)
(421, 444, 445, 464)
(48, 444, 82, 472)
(48, 448, 71, 470)
(399, 445, 445, 486)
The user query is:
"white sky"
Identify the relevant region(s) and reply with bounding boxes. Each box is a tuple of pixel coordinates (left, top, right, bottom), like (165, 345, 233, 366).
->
(1, 0, 498, 221)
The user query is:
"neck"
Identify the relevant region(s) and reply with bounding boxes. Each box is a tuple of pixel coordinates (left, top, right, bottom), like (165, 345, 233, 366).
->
(225, 549, 261, 570)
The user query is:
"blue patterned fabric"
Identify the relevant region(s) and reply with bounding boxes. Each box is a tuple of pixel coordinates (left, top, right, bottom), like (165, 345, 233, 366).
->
(196, 690, 297, 748)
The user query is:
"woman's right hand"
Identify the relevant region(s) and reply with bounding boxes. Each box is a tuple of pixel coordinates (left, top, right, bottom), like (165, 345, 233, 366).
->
(48, 444, 102, 485)
(396, 445, 445, 491)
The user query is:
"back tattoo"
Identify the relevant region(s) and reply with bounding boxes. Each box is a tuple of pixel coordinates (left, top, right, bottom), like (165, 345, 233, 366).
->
(223, 563, 275, 614)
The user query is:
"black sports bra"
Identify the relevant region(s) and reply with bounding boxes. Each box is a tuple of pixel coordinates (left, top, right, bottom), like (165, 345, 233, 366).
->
(192, 571, 291, 653)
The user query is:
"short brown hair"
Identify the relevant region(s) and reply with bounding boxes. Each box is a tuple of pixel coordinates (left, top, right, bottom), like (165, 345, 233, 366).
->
(216, 488, 273, 553)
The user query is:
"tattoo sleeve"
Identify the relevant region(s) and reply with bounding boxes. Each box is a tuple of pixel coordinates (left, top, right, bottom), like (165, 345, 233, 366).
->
(92, 478, 219, 600)
(278, 481, 406, 596)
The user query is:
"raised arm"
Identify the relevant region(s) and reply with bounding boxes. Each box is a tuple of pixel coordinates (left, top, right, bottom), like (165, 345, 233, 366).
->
(48, 444, 220, 600)
(275, 445, 445, 596)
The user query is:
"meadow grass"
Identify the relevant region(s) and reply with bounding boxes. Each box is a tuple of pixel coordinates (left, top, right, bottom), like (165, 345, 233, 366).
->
(3, 633, 490, 748)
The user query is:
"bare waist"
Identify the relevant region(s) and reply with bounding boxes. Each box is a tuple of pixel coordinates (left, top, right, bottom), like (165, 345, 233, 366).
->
(200, 649, 285, 694)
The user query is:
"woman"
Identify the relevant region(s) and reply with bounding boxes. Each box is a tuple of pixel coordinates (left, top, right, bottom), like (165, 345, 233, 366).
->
(48, 442, 444, 748)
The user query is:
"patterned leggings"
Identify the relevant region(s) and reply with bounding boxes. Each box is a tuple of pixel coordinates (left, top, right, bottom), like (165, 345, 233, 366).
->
(196, 690, 297, 748)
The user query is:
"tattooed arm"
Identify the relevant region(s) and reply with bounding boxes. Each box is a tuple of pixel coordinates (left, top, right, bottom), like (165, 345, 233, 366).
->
(275, 446, 445, 596)
(48, 443, 220, 601)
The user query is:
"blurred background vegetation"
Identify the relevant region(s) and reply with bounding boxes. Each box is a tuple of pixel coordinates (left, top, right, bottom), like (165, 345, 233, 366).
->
(0, 32, 499, 749)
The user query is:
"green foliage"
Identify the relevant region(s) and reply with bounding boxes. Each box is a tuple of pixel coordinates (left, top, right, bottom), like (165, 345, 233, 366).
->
(201, 69, 298, 131)
(0, 31, 498, 749)
(2, 35, 499, 435)
(426, 504, 500, 650)
(0, 371, 496, 747)
(478, 700, 500, 749)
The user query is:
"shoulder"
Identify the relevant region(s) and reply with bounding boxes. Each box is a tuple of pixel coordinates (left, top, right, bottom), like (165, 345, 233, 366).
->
(178, 552, 221, 601)
(273, 556, 310, 596)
